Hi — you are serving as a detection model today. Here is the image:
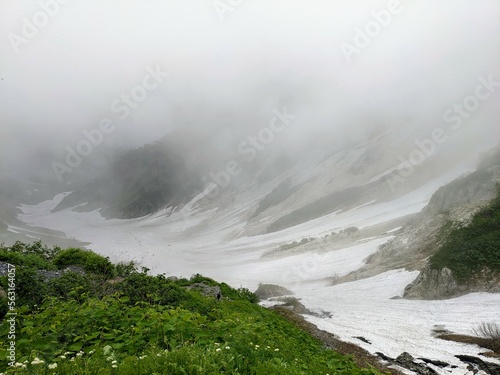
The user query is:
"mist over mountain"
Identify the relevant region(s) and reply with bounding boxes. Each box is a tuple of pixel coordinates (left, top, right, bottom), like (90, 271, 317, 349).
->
(1, 1, 500, 373)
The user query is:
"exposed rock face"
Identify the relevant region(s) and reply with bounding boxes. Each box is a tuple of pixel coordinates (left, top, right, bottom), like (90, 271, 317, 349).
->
(254, 284, 294, 299)
(269, 296, 332, 318)
(0, 261, 86, 281)
(455, 355, 500, 375)
(332, 157, 500, 298)
(404, 266, 500, 300)
(404, 267, 458, 300)
(186, 283, 221, 299)
(395, 352, 438, 375)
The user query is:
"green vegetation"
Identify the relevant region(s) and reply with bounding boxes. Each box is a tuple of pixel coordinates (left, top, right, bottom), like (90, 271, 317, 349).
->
(53, 248, 115, 277)
(430, 185, 500, 281)
(0, 241, 384, 374)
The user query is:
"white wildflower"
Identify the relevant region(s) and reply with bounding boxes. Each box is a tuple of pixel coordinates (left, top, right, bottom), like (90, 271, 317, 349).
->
(31, 358, 45, 365)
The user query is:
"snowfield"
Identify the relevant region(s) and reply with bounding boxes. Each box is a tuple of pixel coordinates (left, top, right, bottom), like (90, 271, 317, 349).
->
(16, 177, 500, 375)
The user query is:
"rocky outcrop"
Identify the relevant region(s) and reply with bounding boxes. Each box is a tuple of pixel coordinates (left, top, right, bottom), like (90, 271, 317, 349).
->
(185, 283, 221, 299)
(269, 296, 332, 318)
(394, 352, 438, 375)
(0, 261, 86, 281)
(455, 355, 500, 375)
(404, 265, 500, 300)
(254, 283, 294, 299)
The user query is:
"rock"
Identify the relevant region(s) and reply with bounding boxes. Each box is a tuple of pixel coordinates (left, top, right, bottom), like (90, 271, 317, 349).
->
(106, 277, 125, 285)
(404, 267, 458, 300)
(0, 287, 6, 298)
(270, 296, 331, 318)
(377, 352, 441, 374)
(418, 357, 450, 368)
(395, 352, 438, 375)
(353, 336, 372, 344)
(186, 283, 221, 299)
(273, 297, 312, 314)
(167, 276, 179, 282)
(455, 355, 500, 375)
(0, 262, 10, 276)
(396, 352, 415, 364)
(38, 266, 86, 281)
(403, 265, 500, 300)
(254, 283, 294, 299)
(375, 352, 393, 362)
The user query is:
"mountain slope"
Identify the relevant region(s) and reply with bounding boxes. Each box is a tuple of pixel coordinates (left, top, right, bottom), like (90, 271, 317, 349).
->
(330, 146, 500, 298)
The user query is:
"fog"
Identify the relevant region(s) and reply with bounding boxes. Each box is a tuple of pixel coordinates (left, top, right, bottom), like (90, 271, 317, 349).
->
(1, 0, 499, 185)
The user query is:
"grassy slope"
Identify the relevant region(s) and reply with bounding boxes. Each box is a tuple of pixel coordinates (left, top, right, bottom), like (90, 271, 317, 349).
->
(0, 242, 385, 375)
(430, 185, 500, 282)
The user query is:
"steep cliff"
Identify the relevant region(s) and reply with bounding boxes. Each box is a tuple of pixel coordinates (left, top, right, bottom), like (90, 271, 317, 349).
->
(403, 266, 500, 300)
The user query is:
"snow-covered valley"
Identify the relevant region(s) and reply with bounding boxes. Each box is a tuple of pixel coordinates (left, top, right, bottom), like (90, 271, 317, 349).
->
(15, 167, 500, 375)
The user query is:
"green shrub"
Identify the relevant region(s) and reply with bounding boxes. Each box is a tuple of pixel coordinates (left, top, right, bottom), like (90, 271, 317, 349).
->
(0, 241, 384, 375)
(0, 251, 54, 270)
(0, 241, 61, 260)
(431, 185, 500, 281)
(0, 241, 60, 270)
(47, 271, 90, 299)
(0, 267, 47, 308)
(115, 261, 137, 277)
(53, 248, 115, 277)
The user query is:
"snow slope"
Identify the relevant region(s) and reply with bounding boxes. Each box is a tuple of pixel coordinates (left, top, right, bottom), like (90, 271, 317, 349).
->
(17, 171, 500, 374)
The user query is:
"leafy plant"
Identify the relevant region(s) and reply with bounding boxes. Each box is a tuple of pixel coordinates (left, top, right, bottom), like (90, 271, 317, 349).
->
(53, 248, 115, 277)
(0, 241, 385, 375)
(430, 185, 500, 281)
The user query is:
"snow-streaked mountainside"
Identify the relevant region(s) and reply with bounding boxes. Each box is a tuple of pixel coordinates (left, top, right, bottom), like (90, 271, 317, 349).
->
(12, 131, 500, 374)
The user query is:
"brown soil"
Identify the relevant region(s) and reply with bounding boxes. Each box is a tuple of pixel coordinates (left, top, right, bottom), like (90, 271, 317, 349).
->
(272, 306, 404, 375)
(437, 334, 500, 357)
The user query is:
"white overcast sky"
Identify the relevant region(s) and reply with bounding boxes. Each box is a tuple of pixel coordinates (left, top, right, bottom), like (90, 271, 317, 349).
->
(0, 0, 499, 176)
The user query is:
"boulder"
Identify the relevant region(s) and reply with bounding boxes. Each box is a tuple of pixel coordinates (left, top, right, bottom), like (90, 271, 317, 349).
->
(254, 283, 294, 299)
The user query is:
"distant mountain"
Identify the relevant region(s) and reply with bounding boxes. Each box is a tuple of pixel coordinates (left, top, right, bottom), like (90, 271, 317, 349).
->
(54, 124, 488, 228)
(53, 131, 211, 219)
